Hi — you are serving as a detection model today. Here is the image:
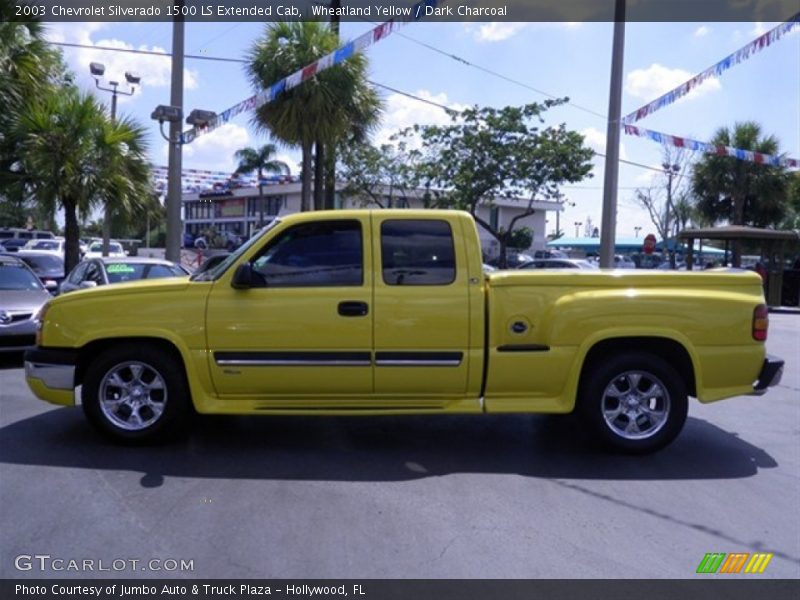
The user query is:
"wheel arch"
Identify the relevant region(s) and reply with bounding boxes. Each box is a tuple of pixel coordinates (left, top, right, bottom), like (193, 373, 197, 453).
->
(577, 335, 698, 400)
(75, 337, 191, 396)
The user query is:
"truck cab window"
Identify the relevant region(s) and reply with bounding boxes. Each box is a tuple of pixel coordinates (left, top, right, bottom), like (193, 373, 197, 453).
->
(381, 220, 456, 285)
(251, 220, 363, 287)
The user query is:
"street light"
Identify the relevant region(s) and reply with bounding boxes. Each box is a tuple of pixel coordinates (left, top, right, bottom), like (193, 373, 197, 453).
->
(574, 221, 583, 238)
(634, 226, 642, 238)
(151, 105, 216, 262)
(90, 62, 141, 257)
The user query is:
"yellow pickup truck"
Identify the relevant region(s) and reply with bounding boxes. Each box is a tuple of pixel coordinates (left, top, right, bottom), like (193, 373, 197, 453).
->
(24, 210, 783, 453)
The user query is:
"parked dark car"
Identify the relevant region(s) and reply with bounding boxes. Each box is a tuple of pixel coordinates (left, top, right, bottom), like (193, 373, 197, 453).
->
(60, 257, 189, 294)
(0, 238, 28, 253)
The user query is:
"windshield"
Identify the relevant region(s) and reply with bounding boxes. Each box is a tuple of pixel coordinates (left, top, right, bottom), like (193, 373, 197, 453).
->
(0, 263, 44, 291)
(105, 262, 187, 283)
(191, 220, 281, 282)
(90, 242, 123, 253)
(30, 240, 60, 250)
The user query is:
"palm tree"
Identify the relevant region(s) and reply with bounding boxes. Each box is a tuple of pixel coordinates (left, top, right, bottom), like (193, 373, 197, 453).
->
(247, 21, 381, 212)
(234, 144, 289, 231)
(692, 122, 791, 265)
(12, 88, 151, 272)
(0, 12, 69, 226)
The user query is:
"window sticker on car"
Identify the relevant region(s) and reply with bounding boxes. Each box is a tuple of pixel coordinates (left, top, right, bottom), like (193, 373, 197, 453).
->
(107, 264, 135, 273)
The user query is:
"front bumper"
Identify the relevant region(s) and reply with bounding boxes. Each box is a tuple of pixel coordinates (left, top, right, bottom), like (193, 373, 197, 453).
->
(24, 348, 77, 405)
(751, 354, 784, 396)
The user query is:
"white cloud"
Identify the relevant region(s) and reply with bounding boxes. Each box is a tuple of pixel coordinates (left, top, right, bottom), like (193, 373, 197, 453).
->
(474, 22, 529, 43)
(694, 26, 711, 38)
(581, 127, 628, 160)
(625, 63, 721, 102)
(44, 23, 198, 92)
(750, 22, 769, 37)
(374, 90, 469, 147)
(174, 123, 251, 172)
(465, 21, 581, 43)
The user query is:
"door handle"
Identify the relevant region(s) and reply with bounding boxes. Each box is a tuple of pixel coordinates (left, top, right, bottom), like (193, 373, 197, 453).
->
(338, 301, 369, 317)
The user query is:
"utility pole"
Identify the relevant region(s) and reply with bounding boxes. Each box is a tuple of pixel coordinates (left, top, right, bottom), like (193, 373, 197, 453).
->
(324, 0, 342, 211)
(165, 10, 185, 263)
(599, 0, 626, 268)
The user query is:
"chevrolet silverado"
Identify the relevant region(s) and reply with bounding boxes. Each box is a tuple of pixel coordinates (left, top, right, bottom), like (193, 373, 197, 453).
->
(24, 210, 783, 453)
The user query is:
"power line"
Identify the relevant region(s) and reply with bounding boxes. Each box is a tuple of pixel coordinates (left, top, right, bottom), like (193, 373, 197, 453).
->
(50, 41, 247, 63)
(368, 80, 664, 174)
(51, 39, 662, 173)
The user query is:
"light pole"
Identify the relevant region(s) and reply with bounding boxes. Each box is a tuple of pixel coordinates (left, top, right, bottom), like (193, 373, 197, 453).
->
(90, 62, 141, 257)
(151, 106, 217, 260)
(663, 162, 680, 267)
(574, 222, 583, 238)
(634, 226, 642, 238)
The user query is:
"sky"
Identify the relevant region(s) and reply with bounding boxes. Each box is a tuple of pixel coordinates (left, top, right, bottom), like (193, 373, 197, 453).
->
(42, 15, 800, 239)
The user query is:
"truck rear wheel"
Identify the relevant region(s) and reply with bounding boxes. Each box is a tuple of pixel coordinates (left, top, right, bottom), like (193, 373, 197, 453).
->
(82, 345, 191, 444)
(579, 353, 688, 454)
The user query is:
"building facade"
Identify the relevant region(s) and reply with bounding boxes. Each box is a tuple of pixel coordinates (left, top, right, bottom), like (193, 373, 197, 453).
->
(182, 183, 562, 255)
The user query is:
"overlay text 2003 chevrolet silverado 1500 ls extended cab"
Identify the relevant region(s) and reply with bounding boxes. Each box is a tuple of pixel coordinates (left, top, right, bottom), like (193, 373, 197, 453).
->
(24, 210, 783, 453)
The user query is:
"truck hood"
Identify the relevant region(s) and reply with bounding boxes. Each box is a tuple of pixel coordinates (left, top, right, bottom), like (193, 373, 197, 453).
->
(488, 268, 764, 288)
(51, 277, 193, 306)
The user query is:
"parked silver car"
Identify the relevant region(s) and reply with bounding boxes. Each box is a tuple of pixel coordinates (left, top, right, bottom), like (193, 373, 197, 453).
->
(59, 257, 189, 294)
(0, 255, 52, 352)
(518, 258, 599, 270)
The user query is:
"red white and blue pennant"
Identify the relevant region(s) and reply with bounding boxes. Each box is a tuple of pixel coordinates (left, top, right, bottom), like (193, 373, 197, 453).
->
(182, 0, 442, 144)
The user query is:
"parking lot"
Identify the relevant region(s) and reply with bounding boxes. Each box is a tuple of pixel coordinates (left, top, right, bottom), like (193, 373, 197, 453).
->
(1, 313, 798, 579)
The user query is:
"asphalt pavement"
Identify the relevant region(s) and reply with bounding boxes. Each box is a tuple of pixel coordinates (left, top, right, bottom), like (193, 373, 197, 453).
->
(1, 315, 798, 579)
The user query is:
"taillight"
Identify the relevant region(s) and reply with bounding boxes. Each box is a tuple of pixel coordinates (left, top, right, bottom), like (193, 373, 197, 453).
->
(752, 304, 768, 341)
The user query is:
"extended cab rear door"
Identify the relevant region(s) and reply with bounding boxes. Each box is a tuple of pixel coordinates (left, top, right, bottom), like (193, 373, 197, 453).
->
(370, 213, 479, 404)
(205, 214, 373, 398)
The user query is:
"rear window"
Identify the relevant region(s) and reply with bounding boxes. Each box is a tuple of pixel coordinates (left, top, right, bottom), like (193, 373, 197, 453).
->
(20, 255, 63, 271)
(30, 240, 60, 250)
(380, 220, 456, 285)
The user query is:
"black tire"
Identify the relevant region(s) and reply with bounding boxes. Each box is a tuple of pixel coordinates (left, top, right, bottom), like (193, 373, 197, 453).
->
(578, 352, 688, 454)
(82, 344, 193, 444)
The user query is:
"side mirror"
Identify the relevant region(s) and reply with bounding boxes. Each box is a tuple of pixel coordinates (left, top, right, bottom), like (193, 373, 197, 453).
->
(79, 280, 97, 289)
(231, 263, 253, 289)
(44, 280, 58, 293)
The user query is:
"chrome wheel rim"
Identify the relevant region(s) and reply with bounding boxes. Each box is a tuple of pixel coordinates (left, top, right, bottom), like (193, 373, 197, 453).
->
(601, 370, 670, 440)
(99, 361, 167, 431)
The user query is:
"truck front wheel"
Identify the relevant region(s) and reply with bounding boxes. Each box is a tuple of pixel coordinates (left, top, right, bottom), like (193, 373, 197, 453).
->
(579, 353, 688, 454)
(82, 345, 191, 444)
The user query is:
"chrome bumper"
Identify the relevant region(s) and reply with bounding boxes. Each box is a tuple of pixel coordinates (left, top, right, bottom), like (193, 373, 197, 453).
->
(24, 348, 77, 391)
(751, 354, 784, 396)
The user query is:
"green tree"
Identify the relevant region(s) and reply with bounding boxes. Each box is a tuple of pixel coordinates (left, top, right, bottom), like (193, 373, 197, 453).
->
(246, 22, 380, 213)
(692, 122, 791, 265)
(0, 7, 70, 227)
(397, 101, 594, 267)
(234, 144, 289, 230)
(11, 88, 151, 271)
(338, 141, 420, 208)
